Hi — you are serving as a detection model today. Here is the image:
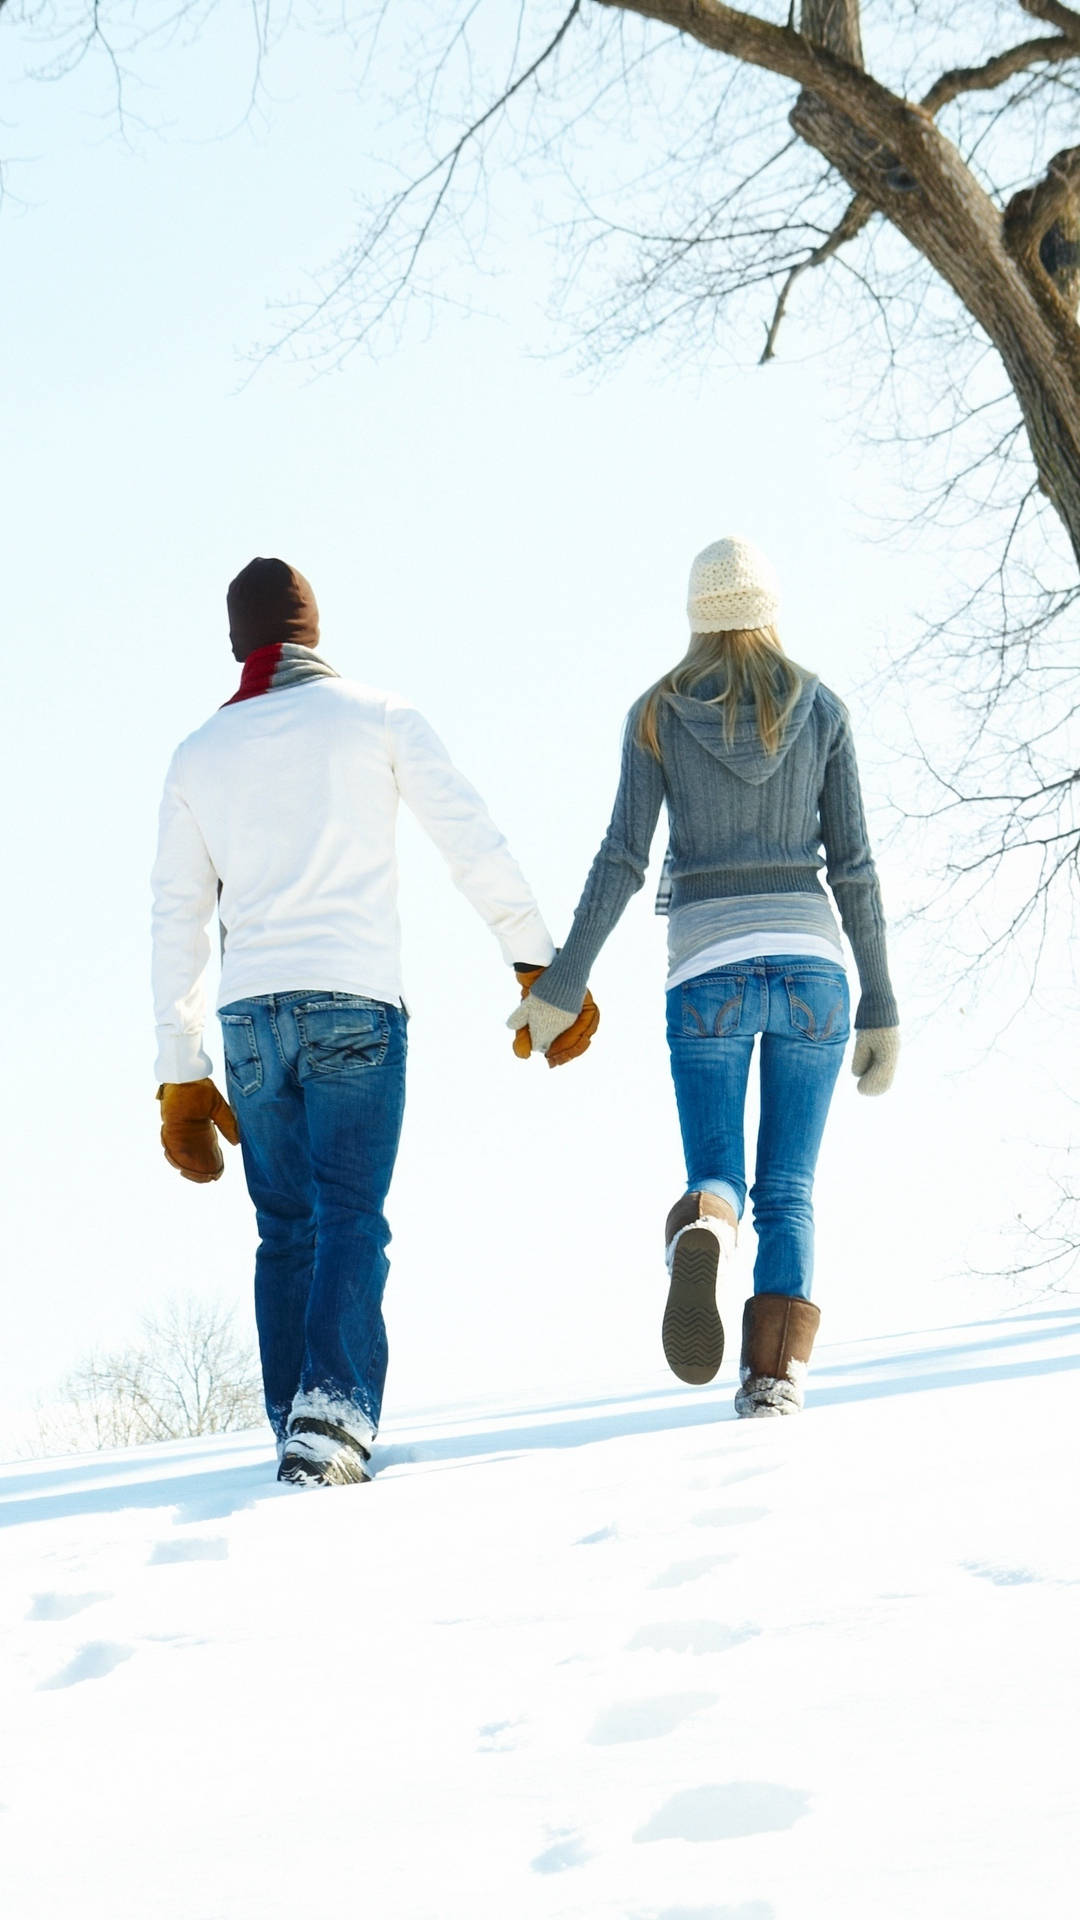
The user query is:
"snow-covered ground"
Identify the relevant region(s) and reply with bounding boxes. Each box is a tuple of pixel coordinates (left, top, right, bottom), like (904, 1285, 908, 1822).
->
(3, 1305, 1078, 1920)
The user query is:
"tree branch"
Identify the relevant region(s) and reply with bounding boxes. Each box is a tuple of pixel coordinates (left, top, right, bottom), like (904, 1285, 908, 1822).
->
(922, 35, 1077, 116)
(594, 1, 908, 147)
(760, 189, 870, 359)
(266, 1, 584, 363)
(1005, 144, 1080, 311)
(800, 1, 863, 65)
(760, 34, 1078, 361)
(1019, 0, 1080, 43)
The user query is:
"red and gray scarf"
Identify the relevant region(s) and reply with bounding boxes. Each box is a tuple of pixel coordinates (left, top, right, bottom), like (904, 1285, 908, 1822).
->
(223, 642, 340, 707)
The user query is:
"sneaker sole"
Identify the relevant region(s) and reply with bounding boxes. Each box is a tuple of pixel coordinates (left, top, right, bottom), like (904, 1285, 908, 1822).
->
(277, 1454, 328, 1487)
(662, 1227, 724, 1385)
(278, 1449, 372, 1487)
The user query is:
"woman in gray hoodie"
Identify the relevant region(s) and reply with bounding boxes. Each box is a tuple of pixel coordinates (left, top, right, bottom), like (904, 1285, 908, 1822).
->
(509, 537, 898, 1417)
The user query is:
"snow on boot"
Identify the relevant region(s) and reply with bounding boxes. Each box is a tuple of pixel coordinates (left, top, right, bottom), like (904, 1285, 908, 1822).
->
(278, 1416, 372, 1487)
(662, 1191, 738, 1385)
(734, 1293, 820, 1417)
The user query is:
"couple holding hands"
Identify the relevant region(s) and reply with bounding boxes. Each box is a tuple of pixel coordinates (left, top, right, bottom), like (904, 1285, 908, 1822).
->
(151, 541, 897, 1488)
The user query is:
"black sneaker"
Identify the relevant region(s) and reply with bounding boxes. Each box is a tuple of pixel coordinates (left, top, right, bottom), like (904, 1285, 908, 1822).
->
(277, 1417, 372, 1488)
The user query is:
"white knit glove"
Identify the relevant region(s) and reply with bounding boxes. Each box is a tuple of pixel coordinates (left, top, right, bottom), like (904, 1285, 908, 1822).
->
(506, 993, 578, 1055)
(852, 1027, 899, 1096)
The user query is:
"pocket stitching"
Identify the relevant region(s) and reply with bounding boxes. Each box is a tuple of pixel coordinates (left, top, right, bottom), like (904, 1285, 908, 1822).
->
(293, 998, 380, 1017)
(220, 1014, 262, 1095)
(712, 991, 742, 1037)
(682, 976, 745, 1038)
(682, 995, 708, 1037)
(785, 976, 846, 1043)
(295, 1004, 390, 1073)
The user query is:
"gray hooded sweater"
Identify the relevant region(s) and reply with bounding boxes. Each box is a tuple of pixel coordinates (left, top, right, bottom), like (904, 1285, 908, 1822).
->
(537, 675, 897, 1031)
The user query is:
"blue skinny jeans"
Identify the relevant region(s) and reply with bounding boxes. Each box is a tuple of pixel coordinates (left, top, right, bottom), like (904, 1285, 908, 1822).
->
(666, 956, 849, 1300)
(218, 991, 407, 1441)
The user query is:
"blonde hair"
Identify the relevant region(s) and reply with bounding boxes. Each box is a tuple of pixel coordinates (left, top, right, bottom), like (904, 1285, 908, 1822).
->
(635, 626, 803, 760)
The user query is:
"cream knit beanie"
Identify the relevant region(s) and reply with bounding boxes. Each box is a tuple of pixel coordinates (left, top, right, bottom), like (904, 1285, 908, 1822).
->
(687, 536, 781, 633)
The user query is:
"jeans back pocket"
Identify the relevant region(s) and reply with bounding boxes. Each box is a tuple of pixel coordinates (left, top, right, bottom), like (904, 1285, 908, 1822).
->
(219, 1013, 263, 1096)
(679, 973, 747, 1039)
(294, 997, 390, 1075)
(783, 969, 850, 1044)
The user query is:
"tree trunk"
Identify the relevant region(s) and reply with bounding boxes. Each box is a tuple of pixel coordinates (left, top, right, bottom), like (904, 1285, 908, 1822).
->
(799, 1, 864, 67)
(603, 2, 1080, 566)
(790, 92, 1080, 567)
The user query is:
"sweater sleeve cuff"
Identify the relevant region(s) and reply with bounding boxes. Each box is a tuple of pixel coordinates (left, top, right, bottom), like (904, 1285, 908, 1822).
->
(853, 992, 898, 1031)
(154, 1030, 214, 1085)
(529, 948, 588, 1017)
(498, 912, 555, 970)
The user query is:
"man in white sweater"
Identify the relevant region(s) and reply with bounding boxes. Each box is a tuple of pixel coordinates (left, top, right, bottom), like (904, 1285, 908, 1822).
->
(152, 558, 565, 1486)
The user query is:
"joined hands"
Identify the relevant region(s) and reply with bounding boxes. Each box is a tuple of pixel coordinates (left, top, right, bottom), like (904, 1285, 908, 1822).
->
(507, 966, 599, 1068)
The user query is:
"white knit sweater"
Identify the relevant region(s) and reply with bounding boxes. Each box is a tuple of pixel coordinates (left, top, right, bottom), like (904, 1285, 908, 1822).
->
(151, 678, 554, 1082)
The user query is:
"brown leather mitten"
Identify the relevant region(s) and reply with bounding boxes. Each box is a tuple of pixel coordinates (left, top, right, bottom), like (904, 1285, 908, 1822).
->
(544, 990, 600, 1069)
(158, 1079, 241, 1184)
(510, 967, 600, 1069)
(511, 966, 545, 1060)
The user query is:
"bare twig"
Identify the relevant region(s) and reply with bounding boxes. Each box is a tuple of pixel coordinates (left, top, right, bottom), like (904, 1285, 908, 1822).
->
(922, 35, 1075, 115)
(266, 1, 584, 364)
(760, 190, 870, 359)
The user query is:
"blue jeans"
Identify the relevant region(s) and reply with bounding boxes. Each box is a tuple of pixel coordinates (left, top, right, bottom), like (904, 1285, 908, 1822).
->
(218, 991, 408, 1442)
(666, 956, 849, 1300)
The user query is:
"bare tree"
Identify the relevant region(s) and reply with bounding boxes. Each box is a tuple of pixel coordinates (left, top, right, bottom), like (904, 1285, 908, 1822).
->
(6, 8, 1078, 1270)
(5, 5, 1078, 971)
(29, 1297, 263, 1456)
(7, 8, 1078, 570)
(296, 4, 1080, 994)
(208, 6, 1075, 552)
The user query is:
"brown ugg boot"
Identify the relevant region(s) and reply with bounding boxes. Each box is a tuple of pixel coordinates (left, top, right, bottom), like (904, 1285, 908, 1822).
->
(734, 1294, 821, 1417)
(662, 1192, 738, 1386)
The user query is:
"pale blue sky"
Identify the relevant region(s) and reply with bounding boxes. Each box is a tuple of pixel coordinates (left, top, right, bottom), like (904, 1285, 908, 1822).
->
(1, 7, 1072, 1423)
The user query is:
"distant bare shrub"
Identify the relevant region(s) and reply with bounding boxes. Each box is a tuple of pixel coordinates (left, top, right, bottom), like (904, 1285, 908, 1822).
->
(28, 1298, 263, 1456)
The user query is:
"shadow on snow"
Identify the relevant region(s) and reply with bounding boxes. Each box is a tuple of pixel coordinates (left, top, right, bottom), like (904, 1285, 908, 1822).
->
(2, 1307, 1077, 1530)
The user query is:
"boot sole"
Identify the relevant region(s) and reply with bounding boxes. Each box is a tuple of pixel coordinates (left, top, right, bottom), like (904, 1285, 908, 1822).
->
(734, 1377, 803, 1419)
(663, 1228, 724, 1385)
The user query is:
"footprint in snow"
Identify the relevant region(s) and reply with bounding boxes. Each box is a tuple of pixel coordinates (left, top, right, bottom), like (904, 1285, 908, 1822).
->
(38, 1642, 134, 1690)
(651, 1554, 734, 1589)
(27, 1592, 109, 1622)
(692, 1506, 767, 1529)
(628, 1620, 761, 1657)
(531, 1831, 592, 1874)
(635, 1781, 811, 1844)
(575, 1524, 618, 1546)
(963, 1560, 1040, 1588)
(477, 1719, 525, 1753)
(589, 1692, 717, 1744)
(149, 1537, 229, 1565)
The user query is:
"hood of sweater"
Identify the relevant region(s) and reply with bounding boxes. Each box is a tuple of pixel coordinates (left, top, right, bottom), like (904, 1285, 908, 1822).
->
(664, 673, 820, 786)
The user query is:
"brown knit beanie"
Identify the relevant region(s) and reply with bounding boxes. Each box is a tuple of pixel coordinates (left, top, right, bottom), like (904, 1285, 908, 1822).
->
(227, 558, 320, 661)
